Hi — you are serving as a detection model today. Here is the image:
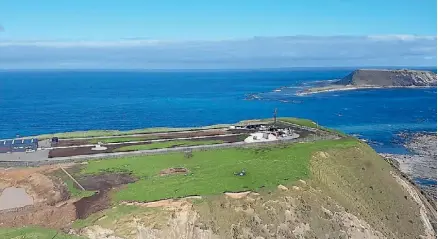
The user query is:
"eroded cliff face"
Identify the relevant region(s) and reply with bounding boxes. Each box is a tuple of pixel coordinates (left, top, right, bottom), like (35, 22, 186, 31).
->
(193, 188, 388, 239)
(77, 187, 388, 239)
(335, 69, 437, 87)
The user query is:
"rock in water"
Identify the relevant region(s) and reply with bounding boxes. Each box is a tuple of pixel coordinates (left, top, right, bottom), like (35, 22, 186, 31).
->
(334, 69, 437, 87)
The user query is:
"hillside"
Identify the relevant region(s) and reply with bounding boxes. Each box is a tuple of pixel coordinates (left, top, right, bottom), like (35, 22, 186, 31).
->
(297, 69, 437, 95)
(335, 69, 437, 87)
(0, 119, 436, 239)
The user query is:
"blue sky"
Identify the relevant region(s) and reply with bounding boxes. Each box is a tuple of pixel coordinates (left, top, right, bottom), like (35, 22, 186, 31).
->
(0, 0, 436, 69)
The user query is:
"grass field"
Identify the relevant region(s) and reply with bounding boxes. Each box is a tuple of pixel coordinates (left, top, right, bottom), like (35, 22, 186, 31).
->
(88, 136, 159, 144)
(65, 178, 96, 198)
(310, 140, 425, 238)
(278, 117, 318, 128)
(113, 139, 225, 152)
(0, 227, 85, 239)
(48, 169, 96, 198)
(278, 117, 348, 137)
(33, 124, 231, 139)
(80, 138, 357, 202)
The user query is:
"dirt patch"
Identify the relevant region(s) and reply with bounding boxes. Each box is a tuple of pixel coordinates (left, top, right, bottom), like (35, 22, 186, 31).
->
(0, 165, 78, 229)
(0, 167, 70, 206)
(79, 225, 124, 239)
(74, 191, 111, 219)
(75, 173, 137, 191)
(0, 203, 76, 229)
(49, 145, 118, 158)
(72, 173, 137, 219)
(195, 186, 387, 239)
(124, 199, 185, 208)
(277, 184, 289, 191)
(224, 191, 251, 199)
(122, 196, 202, 209)
(56, 139, 89, 147)
(159, 167, 189, 176)
(315, 151, 329, 159)
(0, 166, 140, 230)
(0, 165, 137, 230)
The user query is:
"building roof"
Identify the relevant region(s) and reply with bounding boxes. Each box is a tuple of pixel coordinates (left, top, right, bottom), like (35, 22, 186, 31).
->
(0, 138, 38, 146)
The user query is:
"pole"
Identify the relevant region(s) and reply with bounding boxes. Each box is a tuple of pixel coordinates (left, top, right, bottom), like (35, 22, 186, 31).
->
(273, 108, 278, 125)
(60, 166, 85, 191)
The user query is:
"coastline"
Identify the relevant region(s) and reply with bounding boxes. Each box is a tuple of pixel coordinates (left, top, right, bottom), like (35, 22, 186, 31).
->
(296, 85, 435, 96)
(380, 132, 437, 203)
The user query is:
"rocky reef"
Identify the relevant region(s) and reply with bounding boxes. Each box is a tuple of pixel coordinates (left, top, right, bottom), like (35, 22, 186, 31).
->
(380, 132, 437, 203)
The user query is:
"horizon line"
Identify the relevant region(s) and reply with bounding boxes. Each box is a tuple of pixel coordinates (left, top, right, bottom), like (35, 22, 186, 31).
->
(0, 66, 436, 72)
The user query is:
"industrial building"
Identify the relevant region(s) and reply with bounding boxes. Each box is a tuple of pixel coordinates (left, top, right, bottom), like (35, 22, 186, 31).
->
(0, 138, 39, 153)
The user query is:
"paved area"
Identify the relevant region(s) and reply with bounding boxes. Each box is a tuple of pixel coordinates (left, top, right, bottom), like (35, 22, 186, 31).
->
(0, 150, 49, 162)
(54, 128, 229, 140)
(0, 121, 338, 164)
(39, 134, 340, 162)
(50, 133, 246, 149)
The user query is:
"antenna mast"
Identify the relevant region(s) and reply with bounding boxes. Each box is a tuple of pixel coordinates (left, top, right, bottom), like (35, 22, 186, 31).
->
(273, 108, 278, 125)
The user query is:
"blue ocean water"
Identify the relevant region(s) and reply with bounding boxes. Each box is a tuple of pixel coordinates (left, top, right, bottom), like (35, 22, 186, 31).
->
(0, 69, 436, 156)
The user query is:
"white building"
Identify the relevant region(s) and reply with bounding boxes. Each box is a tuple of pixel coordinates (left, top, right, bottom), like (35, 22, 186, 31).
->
(244, 132, 278, 143)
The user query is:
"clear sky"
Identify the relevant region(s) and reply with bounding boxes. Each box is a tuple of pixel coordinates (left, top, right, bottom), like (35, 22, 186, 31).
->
(0, 0, 436, 68)
(1, 0, 437, 40)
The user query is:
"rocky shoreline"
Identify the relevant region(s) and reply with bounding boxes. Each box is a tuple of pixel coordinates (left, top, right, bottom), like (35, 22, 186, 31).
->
(380, 132, 437, 202)
(296, 85, 434, 96)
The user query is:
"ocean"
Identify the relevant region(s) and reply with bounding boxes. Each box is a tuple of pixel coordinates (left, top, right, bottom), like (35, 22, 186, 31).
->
(0, 69, 436, 156)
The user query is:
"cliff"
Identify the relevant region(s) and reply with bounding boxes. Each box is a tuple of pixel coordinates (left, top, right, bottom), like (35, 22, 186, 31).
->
(296, 69, 437, 95)
(334, 69, 437, 87)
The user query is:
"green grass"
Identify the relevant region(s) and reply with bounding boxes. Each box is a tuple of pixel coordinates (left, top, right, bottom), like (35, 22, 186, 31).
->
(88, 136, 158, 144)
(310, 141, 425, 238)
(113, 139, 225, 152)
(0, 227, 85, 239)
(278, 117, 349, 137)
(320, 127, 349, 137)
(32, 117, 336, 140)
(278, 117, 318, 128)
(65, 179, 95, 198)
(33, 124, 231, 140)
(80, 138, 357, 202)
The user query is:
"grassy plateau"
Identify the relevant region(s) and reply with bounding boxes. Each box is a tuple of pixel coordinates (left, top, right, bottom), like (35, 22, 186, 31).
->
(79, 138, 357, 202)
(113, 139, 225, 152)
(33, 124, 234, 139)
(87, 136, 159, 144)
(10, 118, 429, 239)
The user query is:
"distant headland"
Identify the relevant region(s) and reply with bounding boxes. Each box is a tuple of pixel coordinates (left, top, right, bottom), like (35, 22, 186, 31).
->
(297, 69, 437, 95)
